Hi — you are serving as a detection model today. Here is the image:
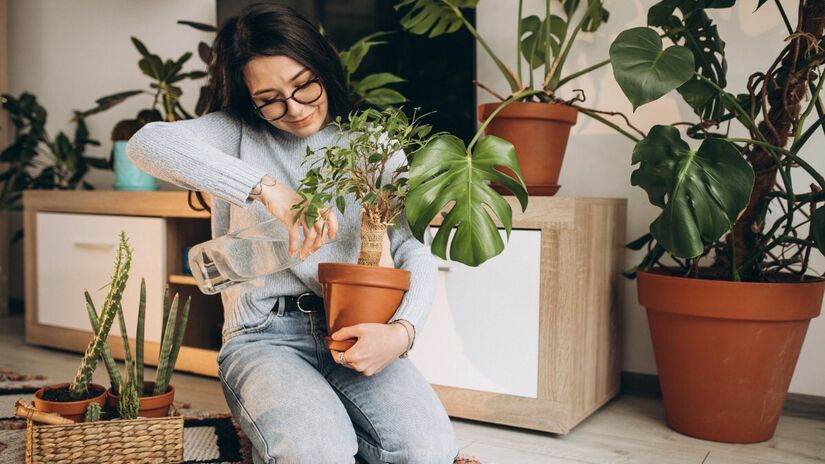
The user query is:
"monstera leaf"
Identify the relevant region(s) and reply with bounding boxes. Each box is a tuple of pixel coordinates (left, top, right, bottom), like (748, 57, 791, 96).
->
(406, 134, 528, 266)
(609, 27, 695, 109)
(811, 207, 825, 258)
(520, 15, 567, 69)
(395, 0, 478, 37)
(631, 125, 754, 258)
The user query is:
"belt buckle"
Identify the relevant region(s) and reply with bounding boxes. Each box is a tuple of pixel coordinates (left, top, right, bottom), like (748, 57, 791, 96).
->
(296, 292, 317, 313)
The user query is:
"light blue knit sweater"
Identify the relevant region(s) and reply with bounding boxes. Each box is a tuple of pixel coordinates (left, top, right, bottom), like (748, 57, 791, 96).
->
(125, 111, 437, 340)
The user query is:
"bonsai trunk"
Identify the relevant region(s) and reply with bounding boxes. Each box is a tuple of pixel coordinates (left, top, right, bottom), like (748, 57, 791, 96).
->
(714, 1, 825, 280)
(359, 213, 386, 266)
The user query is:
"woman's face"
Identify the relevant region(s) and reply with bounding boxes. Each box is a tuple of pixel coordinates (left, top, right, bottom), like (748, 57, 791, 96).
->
(244, 55, 329, 138)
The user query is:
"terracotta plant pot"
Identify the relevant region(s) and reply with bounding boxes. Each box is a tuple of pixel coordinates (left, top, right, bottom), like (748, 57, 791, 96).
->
(106, 381, 176, 418)
(318, 262, 411, 351)
(478, 101, 578, 196)
(636, 269, 824, 443)
(33, 383, 107, 422)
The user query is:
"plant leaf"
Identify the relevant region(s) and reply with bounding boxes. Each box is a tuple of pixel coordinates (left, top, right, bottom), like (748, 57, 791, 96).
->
(609, 27, 694, 109)
(406, 134, 528, 266)
(630, 125, 754, 258)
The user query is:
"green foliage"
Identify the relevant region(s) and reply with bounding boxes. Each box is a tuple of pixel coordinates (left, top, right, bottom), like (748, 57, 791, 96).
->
(84, 402, 102, 422)
(294, 107, 433, 230)
(153, 291, 190, 396)
(406, 133, 528, 266)
(338, 32, 408, 108)
(608, 27, 695, 110)
(630, 125, 754, 258)
(85, 291, 122, 395)
(0, 93, 106, 217)
(69, 232, 132, 399)
(118, 365, 140, 420)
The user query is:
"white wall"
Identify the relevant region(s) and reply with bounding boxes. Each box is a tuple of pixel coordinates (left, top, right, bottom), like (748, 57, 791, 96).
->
(477, 0, 825, 396)
(7, 0, 216, 299)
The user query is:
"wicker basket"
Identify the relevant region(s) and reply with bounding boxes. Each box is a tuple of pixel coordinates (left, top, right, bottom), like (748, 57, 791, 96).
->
(25, 405, 184, 464)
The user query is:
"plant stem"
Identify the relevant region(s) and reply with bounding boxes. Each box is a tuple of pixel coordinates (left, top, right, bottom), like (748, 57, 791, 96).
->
(517, 0, 524, 85)
(556, 58, 611, 88)
(577, 108, 642, 143)
(545, 0, 552, 80)
(468, 89, 544, 152)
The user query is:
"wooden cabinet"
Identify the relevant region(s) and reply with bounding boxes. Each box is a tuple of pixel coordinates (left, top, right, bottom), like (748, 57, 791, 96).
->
(25, 191, 625, 434)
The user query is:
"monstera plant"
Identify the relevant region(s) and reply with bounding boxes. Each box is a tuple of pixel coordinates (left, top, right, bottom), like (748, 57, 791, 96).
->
(605, 0, 825, 445)
(396, 0, 611, 195)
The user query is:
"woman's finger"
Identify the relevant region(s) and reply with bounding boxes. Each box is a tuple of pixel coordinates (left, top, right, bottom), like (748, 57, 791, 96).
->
(300, 221, 317, 259)
(325, 209, 339, 240)
(312, 218, 326, 253)
(287, 220, 300, 258)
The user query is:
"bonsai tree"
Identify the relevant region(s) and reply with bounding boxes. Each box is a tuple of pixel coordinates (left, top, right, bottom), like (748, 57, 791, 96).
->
(88, 281, 190, 420)
(294, 106, 528, 266)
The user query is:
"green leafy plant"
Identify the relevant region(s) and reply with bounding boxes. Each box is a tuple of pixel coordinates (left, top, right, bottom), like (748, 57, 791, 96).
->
(0, 92, 108, 240)
(607, 0, 825, 282)
(69, 232, 132, 400)
(395, 0, 609, 107)
(294, 105, 528, 266)
(84, 402, 102, 422)
(338, 31, 408, 108)
(90, 280, 190, 419)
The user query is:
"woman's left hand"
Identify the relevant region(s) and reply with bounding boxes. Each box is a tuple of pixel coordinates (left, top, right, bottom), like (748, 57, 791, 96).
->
(330, 323, 408, 376)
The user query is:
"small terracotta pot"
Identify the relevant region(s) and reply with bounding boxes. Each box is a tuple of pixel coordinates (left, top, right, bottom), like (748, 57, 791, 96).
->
(478, 101, 578, 196)
(106, 381, 175, 418)
(318, 262, 411, 351)
(637, 269, 824, 443)
(33, 383, 107, 422)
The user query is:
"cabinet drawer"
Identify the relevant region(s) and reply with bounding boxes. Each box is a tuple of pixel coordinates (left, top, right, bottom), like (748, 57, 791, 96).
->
(36, 212, 166, 342)
(382, 228, 542, 398)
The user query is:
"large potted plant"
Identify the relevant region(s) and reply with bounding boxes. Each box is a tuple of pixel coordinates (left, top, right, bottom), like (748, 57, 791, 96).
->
(32, 232, 132, 422)
(608, 0, 825, 443)
(294, 106, 528, 349)
(396, 0, 611, 195)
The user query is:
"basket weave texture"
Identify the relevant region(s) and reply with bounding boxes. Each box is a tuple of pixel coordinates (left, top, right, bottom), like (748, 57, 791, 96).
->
(25, 407, 183, 464)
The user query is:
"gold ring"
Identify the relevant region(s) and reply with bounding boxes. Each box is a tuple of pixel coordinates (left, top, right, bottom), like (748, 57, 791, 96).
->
(338, 351, 346, 364)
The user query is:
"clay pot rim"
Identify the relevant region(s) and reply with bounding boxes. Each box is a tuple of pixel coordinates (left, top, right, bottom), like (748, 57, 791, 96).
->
(318, 262, 410, 291)
(637, 268, 825, 321)
(106, 381, 175, 401)
(34, 382, 107, 405)
(478, 101, 578, 124)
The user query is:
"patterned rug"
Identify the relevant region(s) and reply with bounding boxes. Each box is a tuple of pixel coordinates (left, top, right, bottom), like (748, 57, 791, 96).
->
(0, 368, 481, 463)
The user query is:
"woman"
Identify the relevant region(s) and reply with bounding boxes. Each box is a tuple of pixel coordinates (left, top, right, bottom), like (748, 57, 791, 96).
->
(126, 3, 461, 463)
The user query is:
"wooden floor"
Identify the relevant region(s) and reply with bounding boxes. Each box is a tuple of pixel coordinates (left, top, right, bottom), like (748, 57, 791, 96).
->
(2, 313, 823, 464)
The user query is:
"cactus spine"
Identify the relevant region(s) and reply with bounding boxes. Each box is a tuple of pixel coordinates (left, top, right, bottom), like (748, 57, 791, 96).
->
(69, 232, 132, 399)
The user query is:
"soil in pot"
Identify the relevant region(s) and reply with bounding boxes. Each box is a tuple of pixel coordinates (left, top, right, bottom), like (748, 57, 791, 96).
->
(34, 383, 107, 422)
(478, 101, 578, 196)
(106, 381, 175, 418)
(319, 262, 410, 351)
(637, 269, 824, 443)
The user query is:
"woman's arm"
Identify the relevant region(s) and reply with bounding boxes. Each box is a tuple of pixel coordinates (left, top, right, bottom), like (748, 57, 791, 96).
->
(125, 111, 269, 208)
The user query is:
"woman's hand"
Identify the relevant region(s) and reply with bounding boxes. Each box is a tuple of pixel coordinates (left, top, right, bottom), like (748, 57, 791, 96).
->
(330, 323, 409, 376)
(251, 175, 338, 259)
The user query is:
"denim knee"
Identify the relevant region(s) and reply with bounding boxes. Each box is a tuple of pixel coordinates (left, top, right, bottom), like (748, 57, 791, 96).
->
(373, 427, 459, 464)
(256, 434, 358, 464)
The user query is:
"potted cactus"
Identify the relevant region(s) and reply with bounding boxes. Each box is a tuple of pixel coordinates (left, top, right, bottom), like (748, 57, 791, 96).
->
(93, 282, 190, 419)
(295, 106, 528, 350)
(33, 232, 132, 422)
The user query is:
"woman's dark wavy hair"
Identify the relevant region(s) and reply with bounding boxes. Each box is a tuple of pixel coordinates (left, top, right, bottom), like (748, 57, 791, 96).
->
(188, 2, 353, 213)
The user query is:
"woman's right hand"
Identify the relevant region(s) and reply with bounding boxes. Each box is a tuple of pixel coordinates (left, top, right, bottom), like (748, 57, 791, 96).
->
(252, 175, 338, 259)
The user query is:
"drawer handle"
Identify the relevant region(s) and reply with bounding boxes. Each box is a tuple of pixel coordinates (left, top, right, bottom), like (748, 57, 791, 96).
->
(438, 263, 454, 272)
(74, 241, 115, 250)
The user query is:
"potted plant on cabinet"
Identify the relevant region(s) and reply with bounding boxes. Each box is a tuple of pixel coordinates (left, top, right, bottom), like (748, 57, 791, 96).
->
(395, 0, 611, 196)
(88, 280, 190, 419)
(32, 232, 132, 422)
(607, 0, 825, 443)
(294, 106, 528, 350)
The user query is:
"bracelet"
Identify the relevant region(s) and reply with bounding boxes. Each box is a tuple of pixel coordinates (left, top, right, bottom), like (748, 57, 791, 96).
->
(390, 320, 415, 358)
(249, 176, 278, 201)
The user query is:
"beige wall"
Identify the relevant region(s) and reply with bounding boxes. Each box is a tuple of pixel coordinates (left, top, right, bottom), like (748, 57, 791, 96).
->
(477, 0, 825, 396)
(6, 0, 217, 300)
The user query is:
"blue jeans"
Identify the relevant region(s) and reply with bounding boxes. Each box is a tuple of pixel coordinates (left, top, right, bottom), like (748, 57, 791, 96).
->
(217, 297, 461, 463)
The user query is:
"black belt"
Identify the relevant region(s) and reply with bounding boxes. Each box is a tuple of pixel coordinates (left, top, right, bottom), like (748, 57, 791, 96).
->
(276, 292, 325, 313)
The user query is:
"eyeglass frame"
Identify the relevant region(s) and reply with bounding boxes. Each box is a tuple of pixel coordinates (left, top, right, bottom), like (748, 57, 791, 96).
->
(251, 76, 324, 121)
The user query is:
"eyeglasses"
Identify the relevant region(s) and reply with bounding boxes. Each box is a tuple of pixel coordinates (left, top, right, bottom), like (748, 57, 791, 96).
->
(251, 77, 324, 121)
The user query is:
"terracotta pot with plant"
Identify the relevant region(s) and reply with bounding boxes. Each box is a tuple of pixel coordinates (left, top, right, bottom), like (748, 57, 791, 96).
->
(397, 0, 614, 196)
(33, 232, 132, 422)
(295, 106, 529, 350)
(607, 1, 825, 443)
(93, 282, 190, 419)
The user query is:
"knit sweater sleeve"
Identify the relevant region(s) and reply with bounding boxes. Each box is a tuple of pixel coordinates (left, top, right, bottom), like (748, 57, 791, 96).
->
(125, 111, 269, 208)
(383, 149, 438, 337)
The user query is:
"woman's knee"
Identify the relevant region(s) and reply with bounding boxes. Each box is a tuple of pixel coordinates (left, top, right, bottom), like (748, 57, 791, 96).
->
(255, 427, 359, 464)
(375, 418, 459, 464)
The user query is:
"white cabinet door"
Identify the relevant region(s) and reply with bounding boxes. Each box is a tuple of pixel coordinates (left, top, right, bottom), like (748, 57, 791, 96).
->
(382, 228, 542, 398)
(36, 212, 167, 342)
